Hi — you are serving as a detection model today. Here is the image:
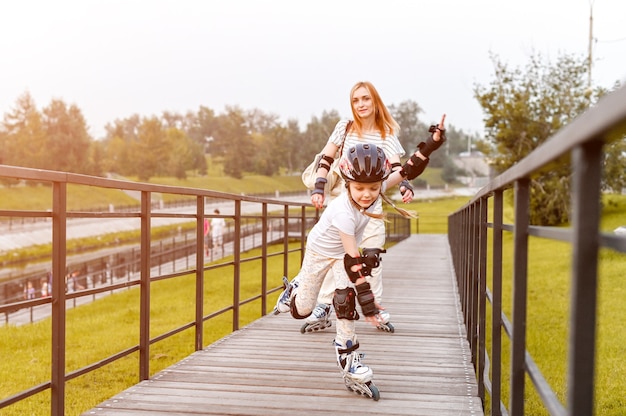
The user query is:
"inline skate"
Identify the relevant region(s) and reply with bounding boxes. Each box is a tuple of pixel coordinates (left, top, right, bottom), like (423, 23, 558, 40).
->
(334, 340, 380, 401)
(300, 303, 332, 333)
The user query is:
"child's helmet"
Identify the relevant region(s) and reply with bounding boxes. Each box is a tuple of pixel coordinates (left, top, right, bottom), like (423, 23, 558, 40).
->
(339, 143, 391, 183)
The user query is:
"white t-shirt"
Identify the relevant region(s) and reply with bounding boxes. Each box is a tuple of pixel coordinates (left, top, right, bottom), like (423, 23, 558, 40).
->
(306, 191, 378, 259)
(211, 217, 226, 236)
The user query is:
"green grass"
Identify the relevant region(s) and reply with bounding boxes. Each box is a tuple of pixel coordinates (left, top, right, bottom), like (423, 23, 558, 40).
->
(0, 244, 302, 416)
(482, 193, 626, 415)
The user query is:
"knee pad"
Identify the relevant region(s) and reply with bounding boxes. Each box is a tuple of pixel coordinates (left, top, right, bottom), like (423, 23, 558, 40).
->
(289, 294, 311, 320)
(333, 287, 359, 321)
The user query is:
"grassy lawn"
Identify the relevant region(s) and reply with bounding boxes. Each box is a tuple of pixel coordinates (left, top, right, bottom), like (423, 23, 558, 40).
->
(0, 245, 302, 416)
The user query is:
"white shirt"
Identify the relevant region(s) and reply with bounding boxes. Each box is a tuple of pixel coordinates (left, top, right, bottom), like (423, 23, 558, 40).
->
(210, 217, 226, 236)
(306, 191, 377, 259)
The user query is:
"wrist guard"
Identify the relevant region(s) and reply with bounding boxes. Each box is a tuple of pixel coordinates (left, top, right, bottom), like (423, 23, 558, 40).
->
(355, 281, 377, 317)
(400, 155, 429, 180)
(361, 248, 386, 269)
(312, 177, 327, 196)
(399, 179, 414, 196)
(344, 253, 372, 283)
(418, 125, 447, 158)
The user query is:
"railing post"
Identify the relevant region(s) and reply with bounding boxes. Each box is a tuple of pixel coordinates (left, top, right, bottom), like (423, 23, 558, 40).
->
(261, 203, 269, 315)
(51, 181, 67, 416)
(233, 200, 242, 331)
(477, 197, 488, 404)
(283, 205, 289, 277)
(510, 178, 529, 415)
(139, 191, 151, 380)
(195, 196, 205, 350)
(469, 204, 478, 366)
(567, 141, 602, 415)
(491, 190, 504, 416)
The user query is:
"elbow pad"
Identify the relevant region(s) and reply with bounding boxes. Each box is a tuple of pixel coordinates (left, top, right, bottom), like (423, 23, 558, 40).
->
(361, 248, 386, 269)
(344, 253, 372, 283)
(400, 155, 429, 180)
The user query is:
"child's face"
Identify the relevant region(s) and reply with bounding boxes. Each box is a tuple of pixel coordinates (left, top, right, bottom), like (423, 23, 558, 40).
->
(349, 181, 382, 209)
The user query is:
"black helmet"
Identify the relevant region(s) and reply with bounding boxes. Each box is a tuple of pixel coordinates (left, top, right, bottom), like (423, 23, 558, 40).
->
(339, 143, 391, 183)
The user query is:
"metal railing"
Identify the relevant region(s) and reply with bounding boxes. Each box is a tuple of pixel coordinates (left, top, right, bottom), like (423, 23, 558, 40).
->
(447, 86, 626, 415)
(0, 166, 411, 414)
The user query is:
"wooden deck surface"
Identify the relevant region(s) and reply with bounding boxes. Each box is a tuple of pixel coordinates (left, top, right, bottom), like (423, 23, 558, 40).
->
(83, 234, 484, 416)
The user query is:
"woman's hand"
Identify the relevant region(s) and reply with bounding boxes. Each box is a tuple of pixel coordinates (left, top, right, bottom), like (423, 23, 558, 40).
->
(433, 113, 446, 141)
(400, 187, 414, 203)
(311, 192, 325, 209)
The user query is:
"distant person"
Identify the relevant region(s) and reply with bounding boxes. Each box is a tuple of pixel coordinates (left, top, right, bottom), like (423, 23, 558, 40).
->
(211, 209, 226, 257)
(40, 277, 50, 297)
(204, 218, 211, 256)
(24, 281, 36, 299)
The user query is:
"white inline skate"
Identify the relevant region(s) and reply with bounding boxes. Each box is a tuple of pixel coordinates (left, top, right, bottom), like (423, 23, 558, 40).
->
(273, 276, 297, 315)
(376, 309, 395, 333)
(334, 340, 380, 401)
(300, 303, 332, 333)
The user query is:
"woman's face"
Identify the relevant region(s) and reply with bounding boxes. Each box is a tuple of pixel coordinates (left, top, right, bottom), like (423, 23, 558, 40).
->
(352, 86, 375, 120)
(349, 181, 381, 209)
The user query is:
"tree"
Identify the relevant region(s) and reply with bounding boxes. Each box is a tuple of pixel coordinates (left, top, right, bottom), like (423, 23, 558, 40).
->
(212, 106, 254, 179)
(603, 135, 626, 194)
(42, 99, 93, 174)
(297, 110, 341, 171)
(1, 92, 48, 171)
(474, 52, 605, 225)
(388, 100, 425, 151)
(133, 117, 169, 181)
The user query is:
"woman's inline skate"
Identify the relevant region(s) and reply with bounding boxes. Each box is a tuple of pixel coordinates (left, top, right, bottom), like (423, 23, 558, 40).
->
(300, 303, 332, 333)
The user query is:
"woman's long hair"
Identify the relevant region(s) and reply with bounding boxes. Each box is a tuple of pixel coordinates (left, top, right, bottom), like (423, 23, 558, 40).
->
(349, 81, 400, 139)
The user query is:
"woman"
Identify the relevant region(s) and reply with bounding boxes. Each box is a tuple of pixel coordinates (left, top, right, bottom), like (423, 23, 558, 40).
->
(302, 81, 415, 334)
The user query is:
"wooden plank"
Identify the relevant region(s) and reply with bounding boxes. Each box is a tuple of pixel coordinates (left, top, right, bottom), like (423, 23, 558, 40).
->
(83, 235, 484, 416)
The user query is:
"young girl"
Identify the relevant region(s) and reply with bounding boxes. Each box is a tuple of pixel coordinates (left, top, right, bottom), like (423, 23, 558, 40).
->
(274, 132, 445, 399)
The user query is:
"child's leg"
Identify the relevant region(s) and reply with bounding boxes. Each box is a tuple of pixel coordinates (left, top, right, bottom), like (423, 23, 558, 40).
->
(292, 252, 333, 317)
(330, 260, 357, 347)
(274, 251, 333, 317)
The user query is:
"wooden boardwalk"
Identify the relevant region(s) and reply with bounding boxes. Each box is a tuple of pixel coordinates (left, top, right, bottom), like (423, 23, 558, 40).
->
(83, 235, 484, 416)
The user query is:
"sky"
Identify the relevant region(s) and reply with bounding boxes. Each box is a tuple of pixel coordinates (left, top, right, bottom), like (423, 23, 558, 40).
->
(1, 0, 625, 140)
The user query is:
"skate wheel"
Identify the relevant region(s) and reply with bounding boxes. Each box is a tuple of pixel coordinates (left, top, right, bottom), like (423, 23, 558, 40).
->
(377, 322, 395, 333)
(300, 324, 307, 334)
(368, 383, 380, 401)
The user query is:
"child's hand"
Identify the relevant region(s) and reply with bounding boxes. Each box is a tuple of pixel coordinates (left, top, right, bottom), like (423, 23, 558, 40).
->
(364, 303, 384, 327)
